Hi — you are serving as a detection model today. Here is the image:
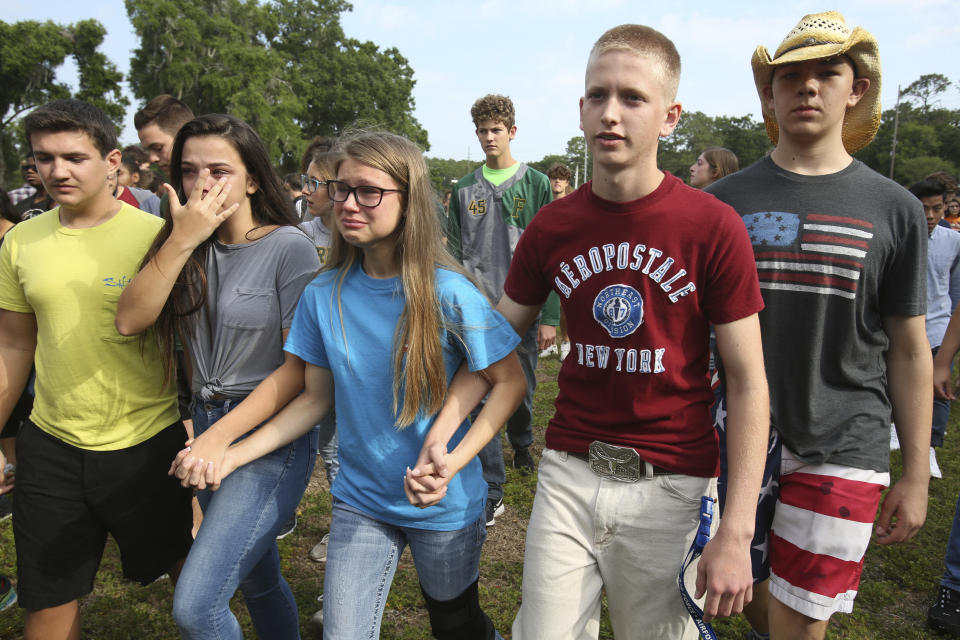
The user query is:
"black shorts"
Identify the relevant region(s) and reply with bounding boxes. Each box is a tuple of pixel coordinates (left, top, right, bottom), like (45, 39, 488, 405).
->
(176, 349, 193, 422)
(13, 420, 193, 610)
(1, 382, 34, 439)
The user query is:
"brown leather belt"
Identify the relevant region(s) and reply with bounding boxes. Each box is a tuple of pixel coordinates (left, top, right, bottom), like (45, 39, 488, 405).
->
(568, 441, 674, 482)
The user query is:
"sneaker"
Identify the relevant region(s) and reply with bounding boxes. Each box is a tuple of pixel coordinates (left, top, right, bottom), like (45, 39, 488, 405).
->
(559, 341, 571, 360)
(308, 533, 330, 563)
(932, 447, 943, 479)
(485, 497, 504, 526)
(276, 514, 297, 540)
(310, 607, 323, 631)
(513, 447, 535, 475)
(0, 495, 11, 523)
(929, 584, 960, 634)
(890, 423, 900, 450)
(0, 575, 16, 612)
(538, 344, 558, 358)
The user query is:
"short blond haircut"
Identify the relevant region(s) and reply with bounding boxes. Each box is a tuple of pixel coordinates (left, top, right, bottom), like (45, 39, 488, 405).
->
(588, 24, 681, 102)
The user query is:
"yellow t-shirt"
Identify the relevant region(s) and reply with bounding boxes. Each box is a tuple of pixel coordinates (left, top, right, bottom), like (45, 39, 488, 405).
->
(0, 204, 179, 450)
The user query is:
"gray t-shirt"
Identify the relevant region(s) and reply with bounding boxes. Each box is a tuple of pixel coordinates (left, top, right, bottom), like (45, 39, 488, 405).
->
(187, 225, 320, 400)
(299, 218, 333, 267)
(708, 157, 926, 472)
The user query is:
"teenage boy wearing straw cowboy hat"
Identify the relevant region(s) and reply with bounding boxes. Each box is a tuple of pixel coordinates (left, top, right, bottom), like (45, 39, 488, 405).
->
(708, 11, 930, 640)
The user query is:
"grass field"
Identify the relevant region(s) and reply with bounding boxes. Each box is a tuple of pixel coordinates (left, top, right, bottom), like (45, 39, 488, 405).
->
(0, 354, 956, 638)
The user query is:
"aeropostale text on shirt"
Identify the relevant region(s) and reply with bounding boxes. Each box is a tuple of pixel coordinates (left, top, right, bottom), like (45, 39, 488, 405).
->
(553, 242, 696, 303)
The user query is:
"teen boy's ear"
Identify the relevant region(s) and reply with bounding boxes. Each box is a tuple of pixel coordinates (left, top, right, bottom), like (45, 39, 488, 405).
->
(761, 83, 775, 112)
(848, 77, 871, 108)
(105, 148, 122, 175)
(658, 101, 682, 138)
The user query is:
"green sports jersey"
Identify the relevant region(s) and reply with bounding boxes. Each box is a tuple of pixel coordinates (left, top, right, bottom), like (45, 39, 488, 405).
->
(447, 163, 559, 325)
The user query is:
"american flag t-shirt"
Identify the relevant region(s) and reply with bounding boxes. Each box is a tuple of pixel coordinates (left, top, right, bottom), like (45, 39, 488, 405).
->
(743, 212, 873, 300)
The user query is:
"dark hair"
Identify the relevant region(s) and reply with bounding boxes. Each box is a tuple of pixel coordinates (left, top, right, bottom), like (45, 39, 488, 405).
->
(134, 95, 195, 136)
(120, 152, 140, 176)
(909, 178, 947, 200)
(23, 99, 117, 157)
(301, 136, 337, 173)
(547, 163, 572, 181)
(123, 144, 150, 166)
(701, 147, 739, 180)
(283, 172, 301, 190)
(142, 113, 299, 382)
(926, 171, 958, 194)
(22, 152, 34, 162)
(0, 189, 20, 226)
(139, 169, 162, 192)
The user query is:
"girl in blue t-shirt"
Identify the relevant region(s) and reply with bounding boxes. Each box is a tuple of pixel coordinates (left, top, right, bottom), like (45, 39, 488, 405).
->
(172, 131, 523, 639)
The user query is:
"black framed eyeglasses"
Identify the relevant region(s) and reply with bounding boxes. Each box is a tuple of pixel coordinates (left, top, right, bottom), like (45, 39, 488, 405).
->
(300, 174, 324, 195)
(20, 164, 37, 174)
(327, 180, 404, 207)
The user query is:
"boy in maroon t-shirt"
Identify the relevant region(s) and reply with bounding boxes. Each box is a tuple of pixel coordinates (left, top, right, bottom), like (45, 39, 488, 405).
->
(496, 25, 771, 638)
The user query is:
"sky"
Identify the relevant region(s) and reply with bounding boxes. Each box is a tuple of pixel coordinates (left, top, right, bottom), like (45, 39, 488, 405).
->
(5, 0, 960, 161)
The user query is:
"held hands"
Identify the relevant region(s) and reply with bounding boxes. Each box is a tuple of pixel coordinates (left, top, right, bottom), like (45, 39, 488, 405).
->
(162, 169, 240, 250)
(403, 442, 453, 508)
(168, 427, 232, 491)
(694, 529, 754, 621)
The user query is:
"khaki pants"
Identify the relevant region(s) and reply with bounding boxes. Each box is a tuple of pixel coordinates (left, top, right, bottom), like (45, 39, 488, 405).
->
(513, 448, 717, 640)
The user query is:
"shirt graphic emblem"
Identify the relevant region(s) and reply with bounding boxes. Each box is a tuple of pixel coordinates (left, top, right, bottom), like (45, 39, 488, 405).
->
(744, 211, 872, 300)
(593, 284, 643, 338)
(467, 199, 486, 217)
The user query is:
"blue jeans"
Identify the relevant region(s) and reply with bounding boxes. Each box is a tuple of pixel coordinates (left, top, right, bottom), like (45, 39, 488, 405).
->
(932, 346, 951, 447)
(478, 320, 539, 502)
(315, 409, 339, 485)
(323, 499, 502, 639)
(943, 493, 960, 591)
(173, 396, 317, 640)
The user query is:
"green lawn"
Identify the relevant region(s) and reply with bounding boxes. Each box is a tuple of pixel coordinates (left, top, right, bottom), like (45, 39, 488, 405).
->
(0, 355, 956, 638)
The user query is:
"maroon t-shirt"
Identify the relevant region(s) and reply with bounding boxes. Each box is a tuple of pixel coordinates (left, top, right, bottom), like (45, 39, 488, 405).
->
(504, 173, 763, 476)
(116, 187, 140, 209)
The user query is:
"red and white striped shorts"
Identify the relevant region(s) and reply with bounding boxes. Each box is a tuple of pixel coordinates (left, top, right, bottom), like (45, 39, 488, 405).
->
(768, 447, 889, 620)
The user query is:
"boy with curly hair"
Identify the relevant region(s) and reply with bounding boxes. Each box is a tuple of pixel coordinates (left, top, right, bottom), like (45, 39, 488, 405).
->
(447, 94, 558, 524)
(546, 163, 573, 199)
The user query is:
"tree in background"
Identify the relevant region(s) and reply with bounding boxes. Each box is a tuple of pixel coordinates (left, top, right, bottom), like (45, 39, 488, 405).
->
(126, 0, 428, 170)
(657, 110, 771, 180)
(0, 19, 127, 187)
(425, 157, 481, 193)
(855, 74, 960, 186)
(902, 74, 952, 114)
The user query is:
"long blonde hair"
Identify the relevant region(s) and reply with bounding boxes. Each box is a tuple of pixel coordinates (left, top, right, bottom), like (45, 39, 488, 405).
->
(325, 132, 474, 427)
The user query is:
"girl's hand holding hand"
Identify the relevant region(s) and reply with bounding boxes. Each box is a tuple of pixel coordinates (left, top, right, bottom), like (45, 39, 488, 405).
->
(168, 426, 230, 490)
(404, 442, 453, 508)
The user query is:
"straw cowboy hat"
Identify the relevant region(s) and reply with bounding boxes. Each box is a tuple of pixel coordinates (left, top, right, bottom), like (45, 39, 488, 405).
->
(751, 11, 881, 153)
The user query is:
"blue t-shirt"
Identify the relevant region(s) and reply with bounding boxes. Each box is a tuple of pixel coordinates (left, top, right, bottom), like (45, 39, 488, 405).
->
(284, 262, 520, 530)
